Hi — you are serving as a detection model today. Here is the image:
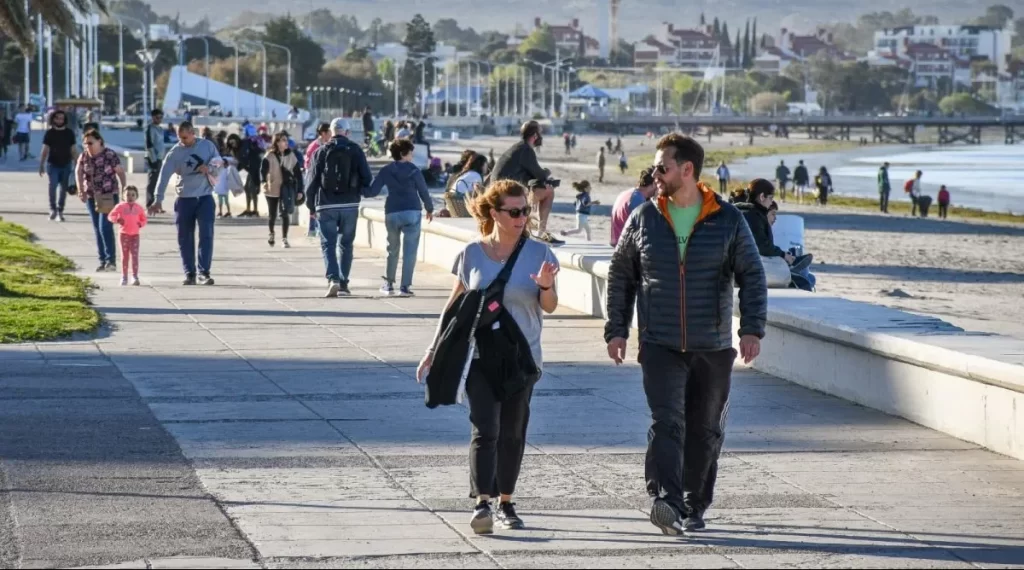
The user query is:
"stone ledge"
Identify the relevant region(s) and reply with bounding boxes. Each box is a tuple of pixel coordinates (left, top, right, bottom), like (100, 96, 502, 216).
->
(354, 205, 1024, 460)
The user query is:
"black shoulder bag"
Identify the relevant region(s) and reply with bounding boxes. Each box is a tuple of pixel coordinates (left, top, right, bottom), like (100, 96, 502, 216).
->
(424, 236, 528, 408)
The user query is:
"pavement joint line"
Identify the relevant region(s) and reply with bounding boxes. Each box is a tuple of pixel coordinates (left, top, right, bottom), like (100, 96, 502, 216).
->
(126, 283, 270, 567)
(212, 271, 508, 566)
(134, 264, 496, 564)
(727, 454, 986, 570)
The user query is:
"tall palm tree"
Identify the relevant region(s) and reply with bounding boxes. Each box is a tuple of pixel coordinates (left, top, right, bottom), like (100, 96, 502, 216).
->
(0, 0, 106, 55)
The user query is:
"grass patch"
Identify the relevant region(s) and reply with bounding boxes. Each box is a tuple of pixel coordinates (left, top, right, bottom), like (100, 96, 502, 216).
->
(0, 220, 100, 343)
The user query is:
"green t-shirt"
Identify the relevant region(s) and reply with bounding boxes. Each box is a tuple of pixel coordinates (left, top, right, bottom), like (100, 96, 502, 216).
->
(666, 202, 702, 261)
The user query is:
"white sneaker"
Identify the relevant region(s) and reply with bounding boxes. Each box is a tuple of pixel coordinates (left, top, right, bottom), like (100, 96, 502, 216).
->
(282, 238, 290, 249)
(57, 212, 65, 222)
(48, 211, 57, 221)
(379, 280, 395, 296)
(130, 276, 140, 286)
(119, 276, 128, 286)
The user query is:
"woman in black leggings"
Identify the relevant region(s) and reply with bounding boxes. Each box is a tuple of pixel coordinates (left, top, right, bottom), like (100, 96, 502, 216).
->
(260, 132, 303, 248)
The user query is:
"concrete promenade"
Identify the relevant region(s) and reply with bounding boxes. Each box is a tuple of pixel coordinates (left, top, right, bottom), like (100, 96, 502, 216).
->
(0, 171, 1023, 569)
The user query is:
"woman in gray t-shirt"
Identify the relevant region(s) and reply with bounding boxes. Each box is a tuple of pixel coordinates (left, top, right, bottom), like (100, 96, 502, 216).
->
(417, 180, 559, 536)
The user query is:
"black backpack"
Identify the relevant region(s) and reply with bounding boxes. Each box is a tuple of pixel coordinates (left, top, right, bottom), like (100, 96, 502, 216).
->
(321, 141, 359, 196)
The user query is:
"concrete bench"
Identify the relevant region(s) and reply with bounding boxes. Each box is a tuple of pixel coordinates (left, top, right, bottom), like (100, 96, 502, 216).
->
(106, 145, 147, 174)
(352, 204, 1024, 461)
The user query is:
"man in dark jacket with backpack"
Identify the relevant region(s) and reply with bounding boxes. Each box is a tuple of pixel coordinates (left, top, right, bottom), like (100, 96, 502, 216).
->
(306, 118, 373, 297)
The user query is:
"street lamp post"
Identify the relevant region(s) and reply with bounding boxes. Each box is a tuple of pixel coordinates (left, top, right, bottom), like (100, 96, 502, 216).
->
(263, 41, 292, 111)
(114, 13, 149, 114)
(136, 47, 160, 121)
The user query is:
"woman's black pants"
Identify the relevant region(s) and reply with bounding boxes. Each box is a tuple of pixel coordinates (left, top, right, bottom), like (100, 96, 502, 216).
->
(466, 363, 535, 499)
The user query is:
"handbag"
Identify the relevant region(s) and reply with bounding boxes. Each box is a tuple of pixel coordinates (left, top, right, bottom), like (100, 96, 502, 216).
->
(424, 236, 528, 408)
(94, 192, 115, 214)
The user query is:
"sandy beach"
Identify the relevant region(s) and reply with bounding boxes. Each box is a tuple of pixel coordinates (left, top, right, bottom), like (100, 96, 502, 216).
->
(439, 133, 1024, 340)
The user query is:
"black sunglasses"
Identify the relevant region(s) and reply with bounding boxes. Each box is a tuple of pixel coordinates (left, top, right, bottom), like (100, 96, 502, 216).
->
(654, 163, 668, 174)
(499, 206, 532, 219)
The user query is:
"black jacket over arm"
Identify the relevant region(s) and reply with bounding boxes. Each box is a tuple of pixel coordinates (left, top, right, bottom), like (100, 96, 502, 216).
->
(605, 190, 768, 352)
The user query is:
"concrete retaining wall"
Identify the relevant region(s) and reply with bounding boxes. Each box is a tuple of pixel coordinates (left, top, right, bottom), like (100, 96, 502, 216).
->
(352, 205, 1024, 461)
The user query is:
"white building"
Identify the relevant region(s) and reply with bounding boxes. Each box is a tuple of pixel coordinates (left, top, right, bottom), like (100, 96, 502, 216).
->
(507, 18, 602, 59)
(634, 23, 729, 72)
(873, 25, 1013, 75)
(866, 39, 973, 89)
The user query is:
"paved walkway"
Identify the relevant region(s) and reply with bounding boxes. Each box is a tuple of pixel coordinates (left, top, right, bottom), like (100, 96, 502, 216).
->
(1, 171, 1023, 569)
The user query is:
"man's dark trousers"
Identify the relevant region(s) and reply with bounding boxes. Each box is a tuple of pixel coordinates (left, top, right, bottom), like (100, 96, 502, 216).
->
(146, 159, 162, 207)
(640, 342, 735, 517)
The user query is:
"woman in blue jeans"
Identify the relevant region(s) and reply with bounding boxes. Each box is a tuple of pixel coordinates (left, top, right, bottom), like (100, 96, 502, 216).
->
(75, 129, 126, 272)
(368, 138, 434, 296)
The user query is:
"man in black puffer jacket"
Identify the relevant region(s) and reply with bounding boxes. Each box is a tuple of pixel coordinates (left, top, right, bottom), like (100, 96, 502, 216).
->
(605, 133, 767, 536)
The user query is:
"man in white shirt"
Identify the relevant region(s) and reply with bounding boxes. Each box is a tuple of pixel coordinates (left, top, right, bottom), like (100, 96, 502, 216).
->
(14, 106, 34, 161)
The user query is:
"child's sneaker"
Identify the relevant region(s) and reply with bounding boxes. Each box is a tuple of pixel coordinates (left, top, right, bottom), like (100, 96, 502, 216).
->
(131, 276, 140, 286)
(119, 276, 128, 286)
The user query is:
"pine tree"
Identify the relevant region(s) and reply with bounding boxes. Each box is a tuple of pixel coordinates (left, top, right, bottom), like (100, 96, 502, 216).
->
(713, 18, 721, 39)
(751, 18, 758, 60)
(761, 34, 767, 49)
(720, 23, 732, 66)
(742, 20, 751, 68)
(701, 13, 706, 27)
(401, 14, 437, 111)
(735, 29, 741, 68)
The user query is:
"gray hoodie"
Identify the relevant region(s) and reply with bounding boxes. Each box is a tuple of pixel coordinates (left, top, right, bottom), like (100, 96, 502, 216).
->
(155, 138, 220, 203)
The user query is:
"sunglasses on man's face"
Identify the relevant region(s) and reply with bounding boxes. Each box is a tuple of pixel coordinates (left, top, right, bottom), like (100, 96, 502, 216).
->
(499, 206, 532, 219)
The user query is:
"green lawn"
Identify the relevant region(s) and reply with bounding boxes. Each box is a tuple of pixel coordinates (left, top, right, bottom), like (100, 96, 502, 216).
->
(0, 220, 100, 343)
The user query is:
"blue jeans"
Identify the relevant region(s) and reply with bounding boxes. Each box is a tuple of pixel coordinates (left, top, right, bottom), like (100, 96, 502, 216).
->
(87, 195, 119, 264)
(46, 164, 71, 213)
(317, 208, 359, 283)
(174, 195, 216, 276)
(385, 211, 422, 288)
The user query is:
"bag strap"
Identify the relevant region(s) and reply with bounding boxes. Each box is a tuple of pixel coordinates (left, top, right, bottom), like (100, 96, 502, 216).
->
(493, 235, 528, 286)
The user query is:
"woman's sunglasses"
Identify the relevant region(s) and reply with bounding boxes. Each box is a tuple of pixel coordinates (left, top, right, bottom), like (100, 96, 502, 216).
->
(499, 206, 532, 219)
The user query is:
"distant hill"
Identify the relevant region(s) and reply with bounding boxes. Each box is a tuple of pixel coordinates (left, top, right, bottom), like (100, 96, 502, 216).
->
(167, 0, 1024, 48)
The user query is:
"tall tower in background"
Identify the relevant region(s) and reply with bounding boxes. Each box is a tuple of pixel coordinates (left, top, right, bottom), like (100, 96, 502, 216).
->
(609, 0, 621, 60)
(597, 0, 611, 59)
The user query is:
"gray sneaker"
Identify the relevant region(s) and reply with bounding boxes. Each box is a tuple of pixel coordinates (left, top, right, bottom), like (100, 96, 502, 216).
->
(470, 502, 494, 535)
(379, 280, 395, 296)
(337, 281, 351, 296)
(650, 499, 684, 536)
(325, 281, 340, 298)
(56, 212, 65, 222)
(48, 211, 57, 221)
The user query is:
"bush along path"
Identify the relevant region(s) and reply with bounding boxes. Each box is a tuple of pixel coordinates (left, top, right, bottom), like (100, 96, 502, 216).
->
(0, 218, 99, 343)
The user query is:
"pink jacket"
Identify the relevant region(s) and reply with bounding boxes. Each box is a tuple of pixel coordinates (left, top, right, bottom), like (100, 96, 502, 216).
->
(304, 139, 322, 170)
(108, 202, 148, 236)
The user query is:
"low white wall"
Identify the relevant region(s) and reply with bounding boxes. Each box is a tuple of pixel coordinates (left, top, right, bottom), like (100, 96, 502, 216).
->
(747, 313, 1024, 460)
(354, 205, 1024, 461)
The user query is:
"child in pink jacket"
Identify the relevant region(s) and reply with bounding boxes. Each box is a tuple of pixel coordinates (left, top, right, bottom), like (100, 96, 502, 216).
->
(107, 185, 148, 286)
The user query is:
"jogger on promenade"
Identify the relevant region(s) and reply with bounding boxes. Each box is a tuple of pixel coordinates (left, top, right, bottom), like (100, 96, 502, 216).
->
(604, 134, 767, 535)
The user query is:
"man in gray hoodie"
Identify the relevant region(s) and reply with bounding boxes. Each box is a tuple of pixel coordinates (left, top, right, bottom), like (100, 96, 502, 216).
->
(151, 122, 221, 285)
